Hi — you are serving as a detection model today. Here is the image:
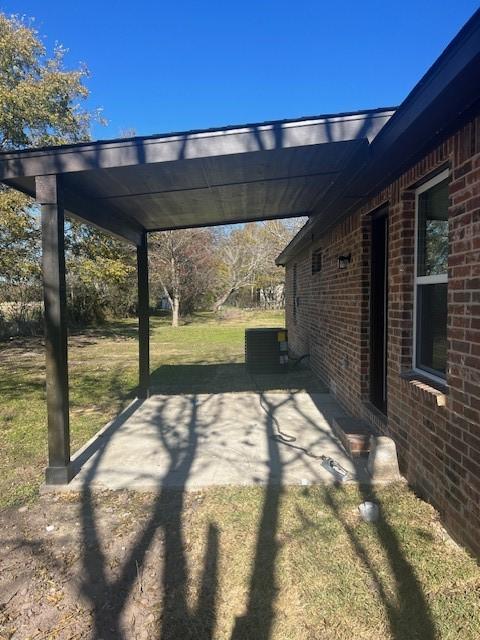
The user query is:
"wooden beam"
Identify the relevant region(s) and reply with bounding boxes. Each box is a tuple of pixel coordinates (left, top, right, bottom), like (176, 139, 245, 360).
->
(137, 233, 150, 398)
(37, 175, 73, 484)
(63, 187, 144, 246)
(148, 210, 311, 233)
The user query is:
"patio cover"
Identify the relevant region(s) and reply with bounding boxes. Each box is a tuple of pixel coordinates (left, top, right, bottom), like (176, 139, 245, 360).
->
(0, 108, 394, 245)
(0, 107, 395, 485)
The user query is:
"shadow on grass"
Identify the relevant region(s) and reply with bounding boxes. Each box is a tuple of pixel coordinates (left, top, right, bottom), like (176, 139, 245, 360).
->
(69, 368, 133, 408)
(323, 483, 437, 640)
(70, 363, 435, 639)
(77, 394, 222, 639)
(9, 360, 437, 639)
(71, 320, 140, 341)
(73, 388, 293, 640)
(0, 370, 45, 399)
(150, 362, 323, 395)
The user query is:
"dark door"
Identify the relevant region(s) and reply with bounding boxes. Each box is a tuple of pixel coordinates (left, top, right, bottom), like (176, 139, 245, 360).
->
(370, 209, 388, 414)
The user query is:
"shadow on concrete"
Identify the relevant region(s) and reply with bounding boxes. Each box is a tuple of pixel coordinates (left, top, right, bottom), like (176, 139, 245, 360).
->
(71, 398, 144, 477)
(63, 362, 435, 639)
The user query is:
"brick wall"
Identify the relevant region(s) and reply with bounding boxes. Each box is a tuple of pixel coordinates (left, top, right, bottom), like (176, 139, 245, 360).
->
(286, 216, 369, 411)
(284, 114, 480, 556)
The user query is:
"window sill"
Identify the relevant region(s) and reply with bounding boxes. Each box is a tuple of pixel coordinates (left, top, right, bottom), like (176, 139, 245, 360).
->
(400, 370, 448, 407)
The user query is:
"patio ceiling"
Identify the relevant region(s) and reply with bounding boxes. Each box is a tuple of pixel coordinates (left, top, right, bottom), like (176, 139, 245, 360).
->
(0, 108, 394, 244)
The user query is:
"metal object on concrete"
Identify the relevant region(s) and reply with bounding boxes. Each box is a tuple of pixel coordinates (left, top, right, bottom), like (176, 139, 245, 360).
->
(367, 436, 402, 482)
(50, 391, 373, 492)
(320, 456, 350, 482)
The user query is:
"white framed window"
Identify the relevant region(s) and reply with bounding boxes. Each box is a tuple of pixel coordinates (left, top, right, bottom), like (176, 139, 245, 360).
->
(413, 169, 449, 383)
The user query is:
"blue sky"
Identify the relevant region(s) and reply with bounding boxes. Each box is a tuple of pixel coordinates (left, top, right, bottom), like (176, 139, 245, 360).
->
(2, 1, 478, 140)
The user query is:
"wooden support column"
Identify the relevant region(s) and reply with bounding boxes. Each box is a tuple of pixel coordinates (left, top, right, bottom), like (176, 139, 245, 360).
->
(137, 232, 150, 398)
(36, 175, 72, 484)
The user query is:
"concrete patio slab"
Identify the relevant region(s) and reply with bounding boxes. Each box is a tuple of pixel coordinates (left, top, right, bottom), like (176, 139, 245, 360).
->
(62, 391, 371, 491)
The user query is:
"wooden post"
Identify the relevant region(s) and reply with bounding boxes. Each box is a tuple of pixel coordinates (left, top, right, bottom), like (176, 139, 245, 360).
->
(37, 175, 72, 484)
(137, 232, 150, 398)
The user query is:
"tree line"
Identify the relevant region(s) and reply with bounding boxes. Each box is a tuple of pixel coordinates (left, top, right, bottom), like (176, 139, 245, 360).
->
(0, 13, 303, 336)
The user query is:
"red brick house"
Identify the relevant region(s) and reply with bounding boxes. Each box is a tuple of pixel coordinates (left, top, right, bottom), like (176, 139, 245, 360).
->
(277, 11, 480, 556)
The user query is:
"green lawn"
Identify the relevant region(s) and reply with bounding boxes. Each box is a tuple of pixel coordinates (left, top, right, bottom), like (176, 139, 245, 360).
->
(0, 309, 298, 507)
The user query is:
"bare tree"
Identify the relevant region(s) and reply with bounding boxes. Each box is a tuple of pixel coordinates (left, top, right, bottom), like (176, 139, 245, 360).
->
(149, 229, 215, 326)
(149, 219, 307, 323)
(212, 225, 264, 311)
(254, 219, 306, 308)
(211, 219, 305, 311)
(258, 217, 307, 254)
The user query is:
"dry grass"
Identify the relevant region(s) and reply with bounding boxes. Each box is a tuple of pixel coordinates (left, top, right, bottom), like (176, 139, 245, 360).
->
(1, 485, 479, 639)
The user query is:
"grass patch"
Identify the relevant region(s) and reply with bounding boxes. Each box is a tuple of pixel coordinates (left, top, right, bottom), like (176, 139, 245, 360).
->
(182, 483, 479, 639)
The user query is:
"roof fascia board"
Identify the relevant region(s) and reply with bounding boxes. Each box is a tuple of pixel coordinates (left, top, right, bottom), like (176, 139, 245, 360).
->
(0, 110, 394, 181)
(370, 12, 480, 156)
(0, 107, 395, 155)
(351, 9, 480, 199)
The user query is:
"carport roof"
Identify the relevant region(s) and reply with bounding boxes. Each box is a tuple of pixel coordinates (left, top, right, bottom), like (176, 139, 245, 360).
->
(0, 107, 395, 245)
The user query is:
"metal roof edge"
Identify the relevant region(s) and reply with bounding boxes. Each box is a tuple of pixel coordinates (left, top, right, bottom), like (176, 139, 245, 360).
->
(0, 106, 397, 159)
(364, 8, 480, 169)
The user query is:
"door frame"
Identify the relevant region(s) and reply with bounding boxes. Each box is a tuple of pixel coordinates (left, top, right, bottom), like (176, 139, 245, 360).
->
(369, 207, 389, 415)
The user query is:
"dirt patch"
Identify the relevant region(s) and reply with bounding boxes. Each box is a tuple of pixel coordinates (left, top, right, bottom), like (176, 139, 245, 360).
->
(0, 491, 180, 640)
